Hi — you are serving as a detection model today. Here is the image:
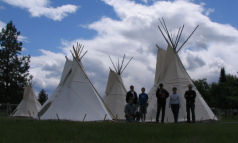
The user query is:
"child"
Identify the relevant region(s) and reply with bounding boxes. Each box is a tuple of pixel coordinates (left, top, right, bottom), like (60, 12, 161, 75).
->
(139, 87, 148, 122)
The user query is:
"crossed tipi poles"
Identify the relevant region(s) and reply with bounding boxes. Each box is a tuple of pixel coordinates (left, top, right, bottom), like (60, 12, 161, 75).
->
(156, 18, 199, 52)
(109, 54, 133, 75)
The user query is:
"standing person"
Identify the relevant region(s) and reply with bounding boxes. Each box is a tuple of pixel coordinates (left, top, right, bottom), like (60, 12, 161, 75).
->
(169, 87, 180, 123)
(139, 87, 149, 122)
(184, 84, 196, 123)
(126, 85, 138, 105)
(156, 83, 169, 123)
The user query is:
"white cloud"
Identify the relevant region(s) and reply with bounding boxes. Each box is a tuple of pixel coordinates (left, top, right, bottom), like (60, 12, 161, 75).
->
(30, 0, 238, 95)
(30, 49, 65, 92)
(0, 20, 6, 30)
(2, 0, 78, 21)
(18, 35, 28, 43)
(205, 8, 214, 16)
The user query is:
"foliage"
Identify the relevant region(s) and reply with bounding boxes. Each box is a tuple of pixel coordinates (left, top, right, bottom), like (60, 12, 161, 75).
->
(219, 67, 226, 83)
(38, 89, 48, 105)
(0, 21, 32, 104)
(194, 68, 238, 109)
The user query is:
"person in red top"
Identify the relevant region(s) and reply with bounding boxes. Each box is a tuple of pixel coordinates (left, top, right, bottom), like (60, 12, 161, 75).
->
(184, 84, 196, 123)
(156, 83, 169, 123)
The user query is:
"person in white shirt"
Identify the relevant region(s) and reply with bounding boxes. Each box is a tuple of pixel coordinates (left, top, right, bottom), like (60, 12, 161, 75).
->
(169, 87, 180, 123)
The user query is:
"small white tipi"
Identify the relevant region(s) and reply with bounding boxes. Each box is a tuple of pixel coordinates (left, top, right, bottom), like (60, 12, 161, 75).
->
(38, 43, 112, 121)
(103, 55, 132, 119)
(13, 85, 41, 117)
(146, 19, 217, 122)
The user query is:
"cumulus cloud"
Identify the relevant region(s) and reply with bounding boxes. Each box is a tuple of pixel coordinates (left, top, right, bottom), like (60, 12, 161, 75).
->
(1, 0, 78, 21)
(30, 49, 65, 92)
(30, 0, 238, 95)
(205, 8, 214, 16)
(0, 20, 6, 30)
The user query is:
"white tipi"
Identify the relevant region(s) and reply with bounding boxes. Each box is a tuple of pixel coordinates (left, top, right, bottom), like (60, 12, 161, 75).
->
(13, 85, 41, 117)
(103, 55, 132, 119)
(38, 43, 112, 121)
(146, 19, 217, 122)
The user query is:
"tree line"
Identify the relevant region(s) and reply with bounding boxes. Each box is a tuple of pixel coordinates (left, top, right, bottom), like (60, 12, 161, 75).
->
(193, 67, 238, 109)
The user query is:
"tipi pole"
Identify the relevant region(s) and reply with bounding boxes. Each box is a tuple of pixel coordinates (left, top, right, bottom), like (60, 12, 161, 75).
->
(158, 24, 171, 47)
(121, 57, 133, 74)
(175, 25, 184, 48)
(117, 58, 120, 73)
(80, 51, 88, 60)
(177, 25, 199, 53)
(161, 18, 176, 48)
(56, 113, 60, 120)
(174, 27, 181, 45)
(78, 43, 84, 57)
(83, 113, 87, 122)
(119, 54, 126, 74)
(38, 114, 41, 120)
(104, 114, 107, 121)
(28, 110, 32, 118)
(109, 56, 117, 72)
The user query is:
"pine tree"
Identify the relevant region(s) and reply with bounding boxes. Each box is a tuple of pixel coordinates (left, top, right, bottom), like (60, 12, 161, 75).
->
(0, 21, 32, 104)
(38, 89, 48, 105)
(219, 67, 226, 83)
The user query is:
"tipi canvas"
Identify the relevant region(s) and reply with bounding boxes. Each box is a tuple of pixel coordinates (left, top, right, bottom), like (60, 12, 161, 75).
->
(103, 56, 132, 119)
(13, 85, 41, 117)
(146, 19, 217, 122)
(38, 43, 112, 121)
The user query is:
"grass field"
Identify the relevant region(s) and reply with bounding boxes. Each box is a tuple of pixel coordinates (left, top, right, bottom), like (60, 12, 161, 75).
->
(1, 115, 238, 143)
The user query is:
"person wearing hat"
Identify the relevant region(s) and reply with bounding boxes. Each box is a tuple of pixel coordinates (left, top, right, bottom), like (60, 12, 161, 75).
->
(184, 84, 196, 123)
(156, 83, 169, 123)
(169, 87, 180, 123)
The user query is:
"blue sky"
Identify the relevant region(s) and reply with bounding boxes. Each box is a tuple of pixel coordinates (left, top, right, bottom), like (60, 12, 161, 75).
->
(1, 0, 238, 94)
(0, 0, 118, 56)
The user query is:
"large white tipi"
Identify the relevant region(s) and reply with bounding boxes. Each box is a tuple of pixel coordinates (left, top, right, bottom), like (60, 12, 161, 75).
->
(146, 19, 217, 122)
(103, 55, 132, 119)
(38, 43, 112, 121)
(13, 85, 41, 117)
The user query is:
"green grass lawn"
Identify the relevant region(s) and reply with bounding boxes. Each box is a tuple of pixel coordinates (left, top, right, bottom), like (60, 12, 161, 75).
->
(0, 115, 238, 143)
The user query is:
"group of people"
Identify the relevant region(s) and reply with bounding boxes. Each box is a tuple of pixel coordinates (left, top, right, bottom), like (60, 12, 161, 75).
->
(124, 83, 196, 123)
(125, 85, 148, 122)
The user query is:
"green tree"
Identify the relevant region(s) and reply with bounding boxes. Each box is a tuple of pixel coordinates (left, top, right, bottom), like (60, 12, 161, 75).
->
(0, 21, 32, 104)
(219, 67, 226, 83)
(194, 70, 238, 109)
(38, 89, 48, 105)
(193, 79, 210, 104)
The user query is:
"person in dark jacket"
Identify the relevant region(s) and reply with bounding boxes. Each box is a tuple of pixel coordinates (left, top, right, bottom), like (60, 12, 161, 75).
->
(184, 84, 196, 123)
(156, 83, 169, 123)
(126, 85, 138, 105)
(139, 87, 148, 122)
